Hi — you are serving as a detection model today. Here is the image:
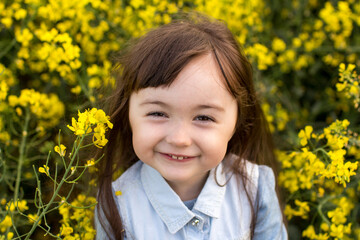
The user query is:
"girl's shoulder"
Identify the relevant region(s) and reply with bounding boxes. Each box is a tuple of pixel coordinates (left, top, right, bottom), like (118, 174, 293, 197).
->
(258, 164, 276, 186)
(112, 161, 143, 190)
(244, 160, 277, 197)
(226, 155, 276, 199)
(227, 154, 275, 185)
(253, 165, 288, 239)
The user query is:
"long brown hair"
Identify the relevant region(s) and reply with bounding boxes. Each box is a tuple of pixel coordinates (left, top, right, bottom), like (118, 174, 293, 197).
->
(97, 13, 279, 239)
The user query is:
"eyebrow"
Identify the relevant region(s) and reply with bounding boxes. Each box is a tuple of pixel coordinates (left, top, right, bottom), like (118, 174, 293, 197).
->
(140, 100, 169, 107)
(140, 100, 225, 112)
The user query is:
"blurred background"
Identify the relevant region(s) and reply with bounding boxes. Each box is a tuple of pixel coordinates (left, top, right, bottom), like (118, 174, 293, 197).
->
(0, 0, 359, 239)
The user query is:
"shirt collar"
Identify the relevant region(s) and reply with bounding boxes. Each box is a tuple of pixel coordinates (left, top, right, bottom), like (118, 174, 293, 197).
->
(141, 162, 227, 234)
(193, 163, 227, 218)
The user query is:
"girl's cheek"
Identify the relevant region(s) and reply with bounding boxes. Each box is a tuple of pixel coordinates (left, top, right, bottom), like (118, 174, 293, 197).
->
(141, 122, 168, 137)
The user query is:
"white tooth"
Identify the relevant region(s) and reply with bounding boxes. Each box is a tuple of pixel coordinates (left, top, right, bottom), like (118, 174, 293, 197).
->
(172, 155, 178, 159)
(178, 157, 184, 160)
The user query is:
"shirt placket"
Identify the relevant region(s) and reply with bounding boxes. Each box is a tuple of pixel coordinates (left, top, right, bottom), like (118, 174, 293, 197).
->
(185, 214, 212, 240)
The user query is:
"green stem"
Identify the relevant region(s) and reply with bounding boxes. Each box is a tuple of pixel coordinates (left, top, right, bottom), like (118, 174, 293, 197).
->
(65, 166, 88, 183)
(317, 195, 336, 226)
(13, 108, 30, 202)
(25, 135, 85, 239)
(314, 148, 328, 156)
(79, 142, 95, 149)
(0, 38, 17, 60)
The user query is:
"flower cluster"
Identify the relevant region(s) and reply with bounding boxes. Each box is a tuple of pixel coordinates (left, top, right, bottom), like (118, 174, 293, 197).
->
(1, 0, 360, 239)
(0, 199, 31, 237)
(278, 63, 360, 238)
(8, 89, 65, 130)
(0, 113, 10, 144)
(0, 216, 12, 236)
(121, 0, 178, 37)
(336, 63, 359, 110)
(32, 108, 112, 238)
(284, 200, 310, 220)
(245, 43, 276, 70)
(5, 200, 29, 212)
(0, 64, 17, 143)
(194, 0, 266, 45)
(302, 197, 354, 239)
(279, 118, 359, 238)
(0, 80, 8, 102)
(302, 224, 329, 240)
(38, 108, 112, 180)
(67, 108, 113, 148)
(290, 120, 358, 187)
(319, 2, 354, 49)
(262, 102, 290, 133)
(58, 195, 97, 240)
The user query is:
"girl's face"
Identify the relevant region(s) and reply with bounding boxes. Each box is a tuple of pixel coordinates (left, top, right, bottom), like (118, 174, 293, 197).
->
(129, 54, 238, 200)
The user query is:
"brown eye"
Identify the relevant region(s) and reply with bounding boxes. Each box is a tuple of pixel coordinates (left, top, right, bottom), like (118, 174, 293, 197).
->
(147, 112, 168, 118)
(194, 115, 215, 122)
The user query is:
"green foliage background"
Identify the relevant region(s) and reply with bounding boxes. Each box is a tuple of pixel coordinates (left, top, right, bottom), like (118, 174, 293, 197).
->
(0, 0, 359, 239)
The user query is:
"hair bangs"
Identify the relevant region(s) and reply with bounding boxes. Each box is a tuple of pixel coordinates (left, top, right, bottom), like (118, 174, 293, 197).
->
(129, 23, 212, 91)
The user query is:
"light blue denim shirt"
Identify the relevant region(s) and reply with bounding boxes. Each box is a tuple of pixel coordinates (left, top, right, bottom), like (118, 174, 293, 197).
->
(95, 160, 288, 240)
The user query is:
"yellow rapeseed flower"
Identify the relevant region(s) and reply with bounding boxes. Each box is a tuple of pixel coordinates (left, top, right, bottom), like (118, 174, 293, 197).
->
(337, 63, 359, 109)
(15, 28, 33, 47)
(272, 37, 286, 52)
(85, 159, 95, 167)
(39, 165, 50, 176)
(298, 126, 313, 146)
(54, 144, 66, 157)
(245, 43, 275, 70)
(67, 108, 113, 147)
(320, 222, 329, 232)
(302, 225, 329, 240)
(6, 200, 29, 212)
(70, 85, 81, 95)
(328, 208, 347, 225)
(284, 200, 310, 220)
(0, 216, 12, 233)
(8, 89, 65, 129)
(60, 225, 74, 236)
(6, 232, 14, 240)
(28, 214, 41, 224)
(0, 81, 8, 101)
(330, 224, 344, 239)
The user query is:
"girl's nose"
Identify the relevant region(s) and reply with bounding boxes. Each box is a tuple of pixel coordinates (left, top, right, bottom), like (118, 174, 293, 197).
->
(165, 122, 192, 147)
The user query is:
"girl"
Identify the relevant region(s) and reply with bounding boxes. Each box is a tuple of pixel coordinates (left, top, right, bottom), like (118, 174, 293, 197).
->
(95, 14, 288, 240)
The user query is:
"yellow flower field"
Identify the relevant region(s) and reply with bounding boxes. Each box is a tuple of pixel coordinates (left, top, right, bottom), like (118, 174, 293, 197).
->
(0, 0, 359, 239)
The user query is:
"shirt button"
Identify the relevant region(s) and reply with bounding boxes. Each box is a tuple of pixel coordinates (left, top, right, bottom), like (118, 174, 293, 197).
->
(191, 218, 200, 226)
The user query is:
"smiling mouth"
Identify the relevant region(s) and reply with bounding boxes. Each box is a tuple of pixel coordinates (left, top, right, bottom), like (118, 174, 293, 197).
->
(168, 154, 189, 160)
(161, 153, 195, 161)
